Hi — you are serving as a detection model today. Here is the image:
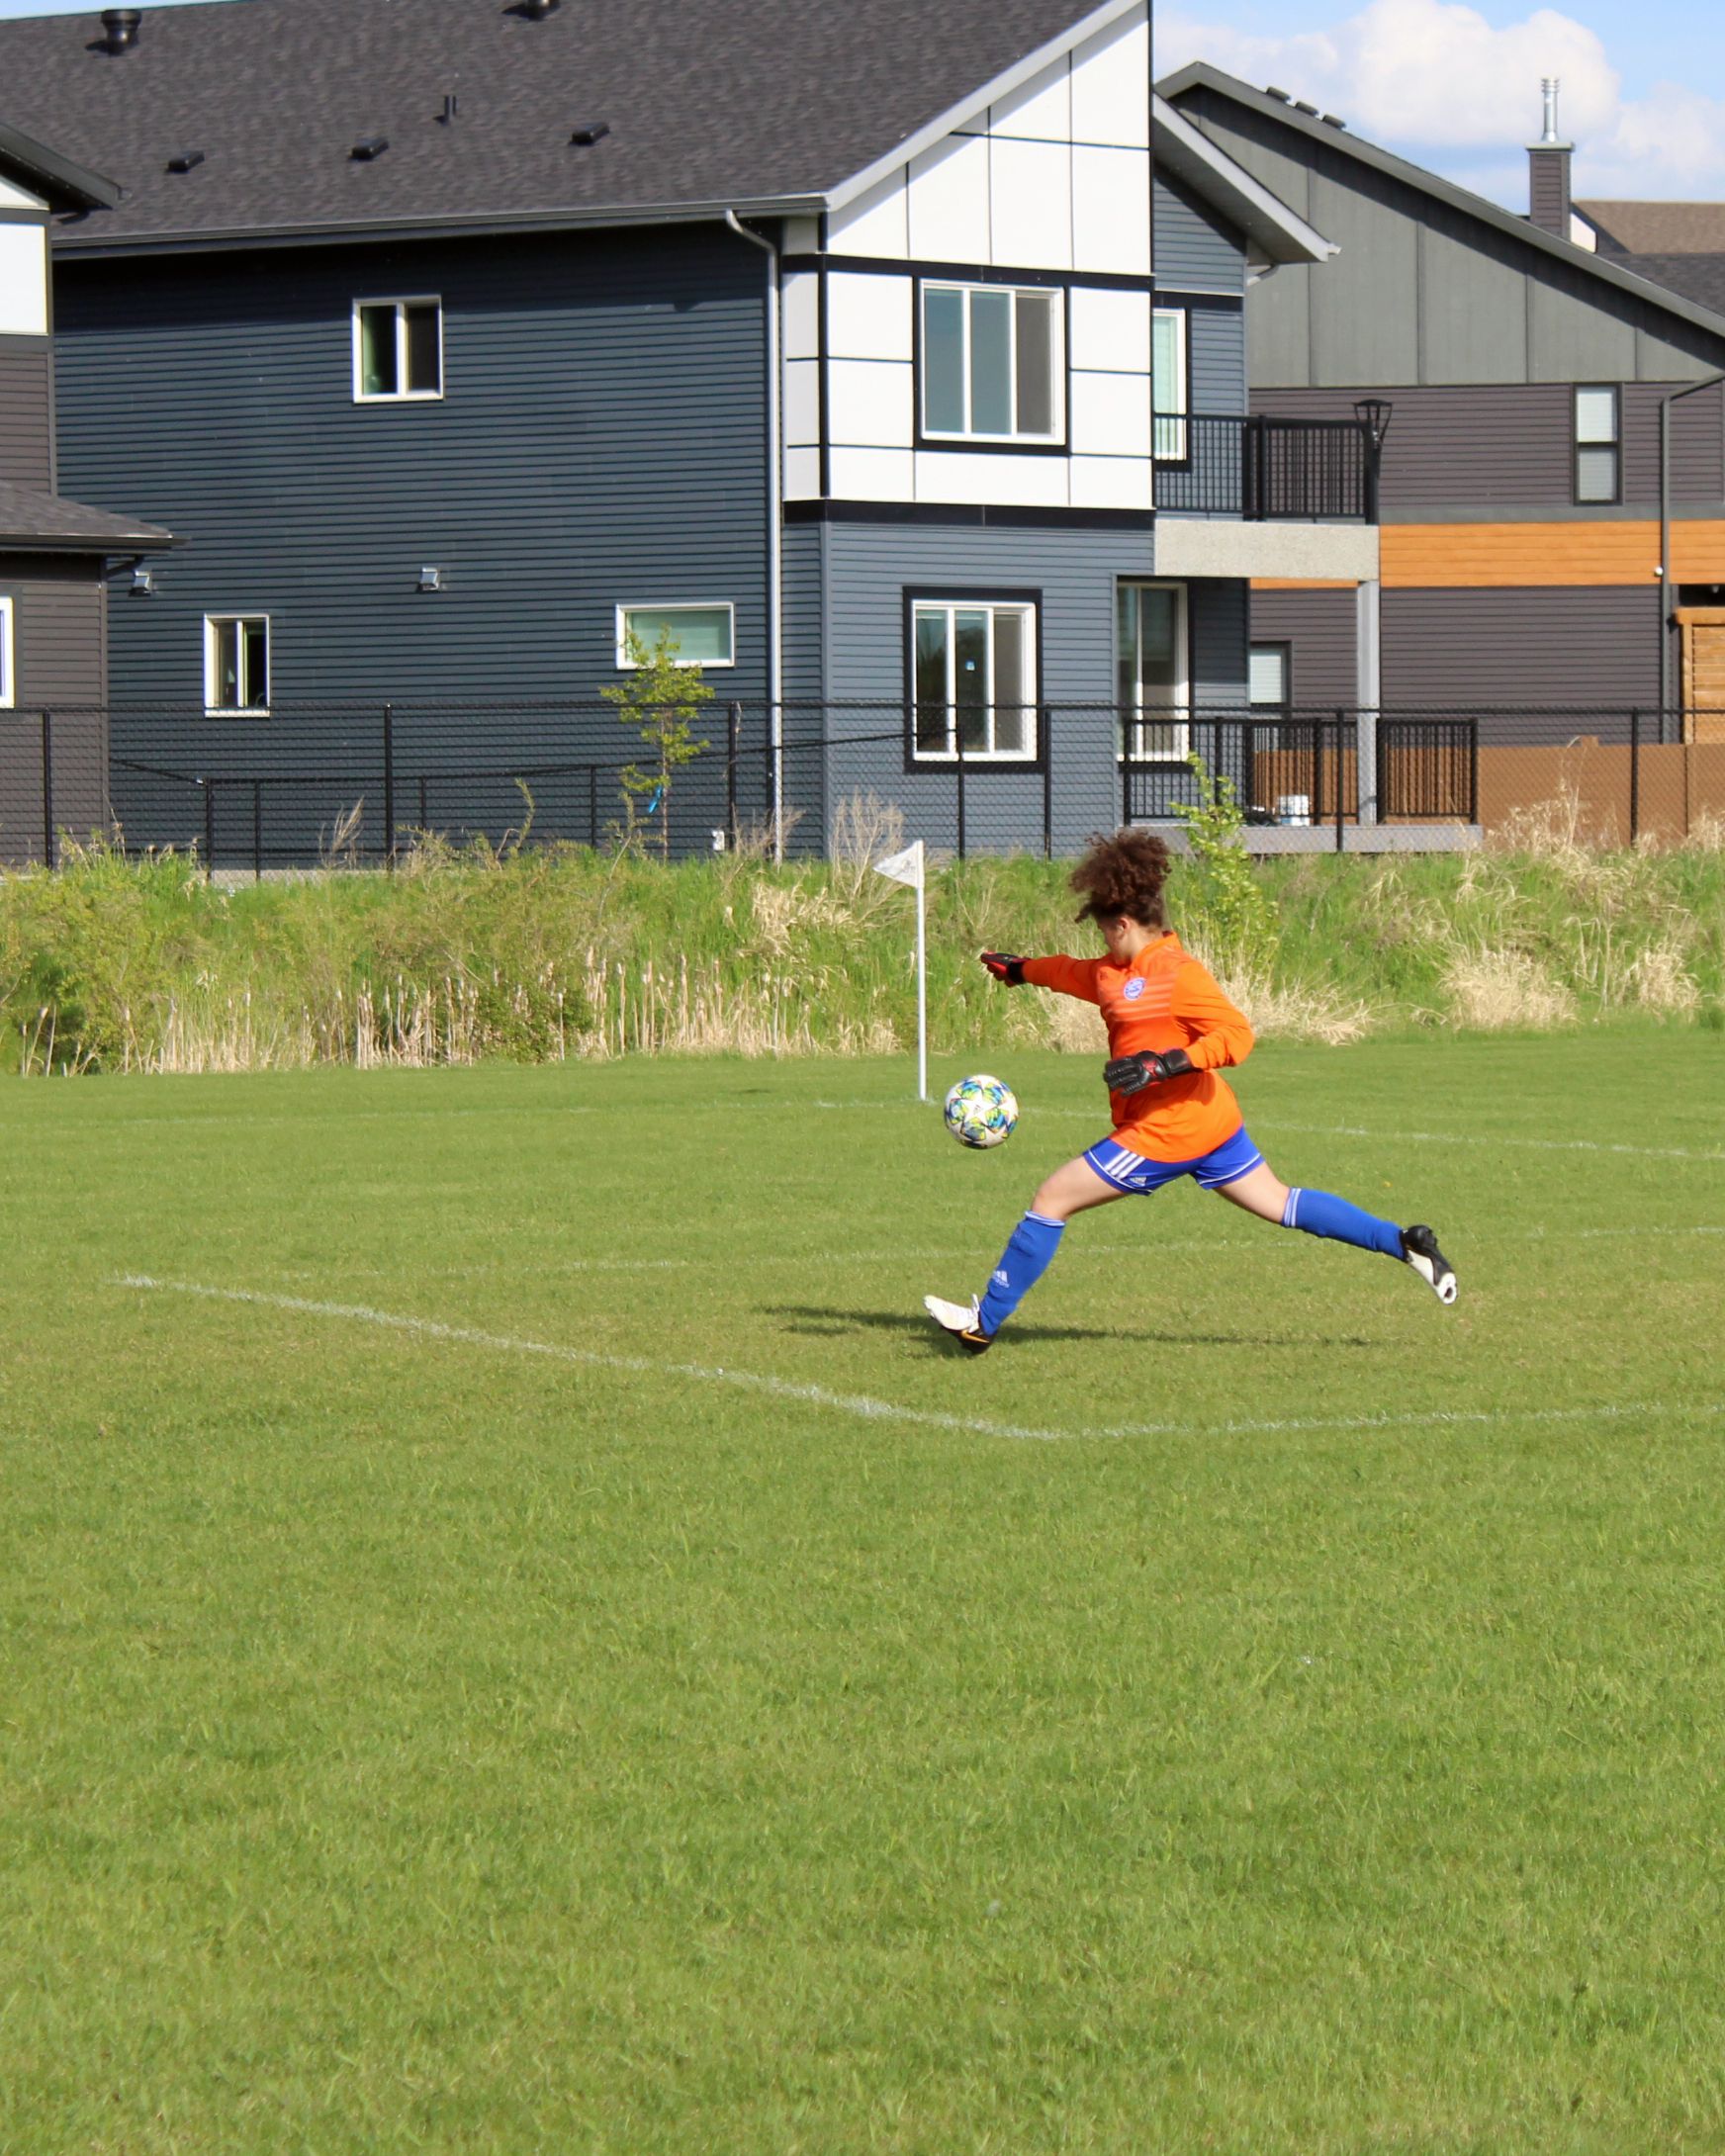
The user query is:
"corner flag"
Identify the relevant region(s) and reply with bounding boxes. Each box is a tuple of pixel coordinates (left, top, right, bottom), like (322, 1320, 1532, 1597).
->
(872, 841, 924, 890)
(873, 840, 928, 1101)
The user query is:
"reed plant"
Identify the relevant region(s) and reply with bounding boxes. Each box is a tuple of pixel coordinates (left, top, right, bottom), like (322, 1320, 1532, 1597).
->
(1, 809, 1720, 1075)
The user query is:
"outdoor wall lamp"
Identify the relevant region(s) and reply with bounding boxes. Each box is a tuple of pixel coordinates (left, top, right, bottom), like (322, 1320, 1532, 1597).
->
(417, 566, 443, 592)
(130, 565, 153, 595)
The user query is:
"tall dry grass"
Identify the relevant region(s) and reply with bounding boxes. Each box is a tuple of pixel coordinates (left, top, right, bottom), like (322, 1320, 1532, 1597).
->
(3, 792, 1720, 1074)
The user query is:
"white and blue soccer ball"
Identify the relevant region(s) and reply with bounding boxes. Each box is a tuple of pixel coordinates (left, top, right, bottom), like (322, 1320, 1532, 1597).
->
(944, 1073, 1019, 1150)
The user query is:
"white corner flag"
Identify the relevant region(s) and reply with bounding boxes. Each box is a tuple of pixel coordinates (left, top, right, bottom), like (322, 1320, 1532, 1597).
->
(873, 840, 928, 1102)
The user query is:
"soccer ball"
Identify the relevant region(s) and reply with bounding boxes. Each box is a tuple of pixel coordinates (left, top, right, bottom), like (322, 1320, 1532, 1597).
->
(944, 1073, 1019, 1149)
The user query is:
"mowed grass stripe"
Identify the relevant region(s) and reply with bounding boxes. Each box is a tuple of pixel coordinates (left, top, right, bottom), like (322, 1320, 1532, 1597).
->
(121, 1271, 1725, 1449)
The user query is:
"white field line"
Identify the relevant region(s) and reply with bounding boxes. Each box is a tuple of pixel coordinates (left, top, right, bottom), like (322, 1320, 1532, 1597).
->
(811, 1100, 1725, 1166)
(115, 1275, 1724, 1448)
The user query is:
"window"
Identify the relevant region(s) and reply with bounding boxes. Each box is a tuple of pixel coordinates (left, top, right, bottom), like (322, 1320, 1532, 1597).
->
(1117, 583, 1188, 761)
(1249, 643, 1291, 713)
(614, 604, 735, 669)
(1574, 385, 1620, 503)
(921, 284, 1062, 444)
(354, 298, 443, 401)
(205, 615, 270, 714)
(1152, 309, 1188, 461)
(910, 598, 1038, 761)
(0, 595, 13, 711)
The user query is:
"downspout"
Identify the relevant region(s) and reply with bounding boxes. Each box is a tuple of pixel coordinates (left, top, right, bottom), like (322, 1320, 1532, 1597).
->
(725, 210, 783, 856)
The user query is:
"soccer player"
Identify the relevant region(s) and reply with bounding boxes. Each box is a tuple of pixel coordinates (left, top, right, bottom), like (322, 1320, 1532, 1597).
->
(925, 827, 1456, 1354)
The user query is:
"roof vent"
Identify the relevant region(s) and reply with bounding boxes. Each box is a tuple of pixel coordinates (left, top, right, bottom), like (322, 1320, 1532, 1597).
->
(1265, 85, 1292, 102)
(1320, 113, 1346, 129)
(440, 94, 459, 124)
(1293, 99, 1319, 116)
(350, 135, 389, 161)
(100, 8, 141, 52)
(570, 121, 610, 147)
(516, 0, 561, 17)
(166, 148, 206, 173)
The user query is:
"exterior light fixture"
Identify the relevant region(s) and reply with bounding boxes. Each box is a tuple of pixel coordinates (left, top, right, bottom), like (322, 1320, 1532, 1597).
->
(418, 566, 443, 592)
(1352, 397, 1393, 446)
(130, 565, 153, 595)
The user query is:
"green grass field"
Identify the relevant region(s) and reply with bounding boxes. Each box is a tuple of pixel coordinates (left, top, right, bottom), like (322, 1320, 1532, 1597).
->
(2, 1033, 1722, 2153)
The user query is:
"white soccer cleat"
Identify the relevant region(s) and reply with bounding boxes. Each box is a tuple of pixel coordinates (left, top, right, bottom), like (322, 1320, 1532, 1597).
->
(1401, 1224, 1458, 1304)
(923, 1293, 994, 1354)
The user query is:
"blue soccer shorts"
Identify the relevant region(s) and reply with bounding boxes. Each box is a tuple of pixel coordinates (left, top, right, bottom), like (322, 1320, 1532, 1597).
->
(1082, 1123, 1264, 1196)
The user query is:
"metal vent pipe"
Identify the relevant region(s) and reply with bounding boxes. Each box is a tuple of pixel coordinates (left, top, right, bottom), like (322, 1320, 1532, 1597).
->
(101, 8, 141, 51)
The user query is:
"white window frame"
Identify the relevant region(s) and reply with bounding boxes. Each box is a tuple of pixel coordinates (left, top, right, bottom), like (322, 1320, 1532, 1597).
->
(919, 282, 1065, 446)
(909, 598, 1039, 764)
(0, 595, 13, 711)
(614, 602, 736, 670)
(1152, 308, 1189, 462)
(1117, 581, 1190, 764)
(204, 613, 271, 717)
(352, 296, 444, 404)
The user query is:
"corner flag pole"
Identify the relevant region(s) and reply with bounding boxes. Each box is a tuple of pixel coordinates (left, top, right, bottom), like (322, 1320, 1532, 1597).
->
(871, 839, 928, 1102)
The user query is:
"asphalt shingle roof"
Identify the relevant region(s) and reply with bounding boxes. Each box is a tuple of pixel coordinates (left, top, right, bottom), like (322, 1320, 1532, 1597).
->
(0, 479, 174, 551)
(1608, 252, 1725, 316)
(1577, 201, 1725, 256)
(0, 0, 1109, 249)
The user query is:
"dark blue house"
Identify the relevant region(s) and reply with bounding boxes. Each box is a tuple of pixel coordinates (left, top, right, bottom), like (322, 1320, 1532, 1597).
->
(1, 0, 1375, 862)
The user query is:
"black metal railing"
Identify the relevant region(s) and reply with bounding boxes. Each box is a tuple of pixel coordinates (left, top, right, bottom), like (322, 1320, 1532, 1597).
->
(2, 700, 1712, 870)
(1154, 413, 1376, 520)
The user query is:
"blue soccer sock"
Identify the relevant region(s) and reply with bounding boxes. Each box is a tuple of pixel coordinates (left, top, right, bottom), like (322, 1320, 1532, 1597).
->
(1280, 1186, 1404, 1259)
(977, 1212, 1066, 1335)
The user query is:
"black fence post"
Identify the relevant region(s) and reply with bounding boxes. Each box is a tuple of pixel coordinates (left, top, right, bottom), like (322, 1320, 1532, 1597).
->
(40, 708, 54, 870)
(726, 700, 740, 847)
(1042, 708, 1053, 859)
(587, 764, 597, 847)
(252, 779, 263, 882)
(1629, 706, 1641, 845)
(1334, 709, 1346, 853)
(202, 777, 215, 878)
(382, 700, 397, 867)
(955, 732, 966, 860)
(418, 774, 429, 832)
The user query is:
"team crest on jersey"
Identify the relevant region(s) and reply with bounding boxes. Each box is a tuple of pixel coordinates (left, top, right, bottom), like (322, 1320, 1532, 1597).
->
(1123, 977, 1146, 1001)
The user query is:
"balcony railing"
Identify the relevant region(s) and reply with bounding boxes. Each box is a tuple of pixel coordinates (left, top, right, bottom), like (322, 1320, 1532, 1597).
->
(1154, 413, 1376, 521)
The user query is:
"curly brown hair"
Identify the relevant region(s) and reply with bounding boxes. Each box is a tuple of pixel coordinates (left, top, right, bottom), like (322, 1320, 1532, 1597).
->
(1069, 827, 1173, 927)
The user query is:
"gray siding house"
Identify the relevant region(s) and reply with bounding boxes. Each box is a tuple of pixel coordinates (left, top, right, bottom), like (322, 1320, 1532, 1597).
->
(1162, 64, 1725, 754)
(2, 0, 1372, 861)
(0, 118, 172, 858)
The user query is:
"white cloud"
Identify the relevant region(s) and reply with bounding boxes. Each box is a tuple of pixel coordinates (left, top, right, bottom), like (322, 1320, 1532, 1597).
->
(1159, 0, 1725, 200)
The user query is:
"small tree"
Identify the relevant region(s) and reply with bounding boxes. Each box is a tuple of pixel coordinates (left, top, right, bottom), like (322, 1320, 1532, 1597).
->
(600, 626, 713, 856)
(1172, 752, 1279, 977)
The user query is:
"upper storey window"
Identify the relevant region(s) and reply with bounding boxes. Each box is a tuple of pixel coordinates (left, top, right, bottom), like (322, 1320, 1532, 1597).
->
(1574, 386, 1620, 504)
(354, 299, 443, 402)
(920, 284, 1063, 446)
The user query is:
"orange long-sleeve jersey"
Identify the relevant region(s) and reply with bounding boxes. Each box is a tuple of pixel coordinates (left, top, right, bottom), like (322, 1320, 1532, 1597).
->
(1023, 932, 1255, 1162)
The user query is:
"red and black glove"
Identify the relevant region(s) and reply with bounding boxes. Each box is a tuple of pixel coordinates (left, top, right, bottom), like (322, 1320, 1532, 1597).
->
(979, 951, 1027, 986)
(1104, 1047, 1195, 1095)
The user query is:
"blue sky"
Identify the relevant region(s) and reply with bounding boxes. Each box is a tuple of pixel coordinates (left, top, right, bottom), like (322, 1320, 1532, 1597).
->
(5, 0, 1725, 203)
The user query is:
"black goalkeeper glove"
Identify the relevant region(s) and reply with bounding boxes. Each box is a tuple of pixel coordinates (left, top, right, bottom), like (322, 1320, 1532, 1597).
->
(1104, 1047, 1195, 1095)
(979, 950, 1027, 986)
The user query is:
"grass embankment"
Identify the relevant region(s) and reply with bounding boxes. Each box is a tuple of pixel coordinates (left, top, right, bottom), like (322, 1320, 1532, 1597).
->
(1, 1039, 1722, 2150)
(0, 828, 1721, 1073)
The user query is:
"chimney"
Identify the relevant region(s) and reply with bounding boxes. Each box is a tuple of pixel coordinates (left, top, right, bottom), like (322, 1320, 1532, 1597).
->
(1527, 77, 1573, 238)
(100, 8, 141, 51)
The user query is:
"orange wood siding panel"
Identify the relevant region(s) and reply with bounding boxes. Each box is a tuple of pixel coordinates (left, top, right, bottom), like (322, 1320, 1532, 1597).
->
(1249, 578, 1359, 591)
(1381, 520, 1725, 587)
